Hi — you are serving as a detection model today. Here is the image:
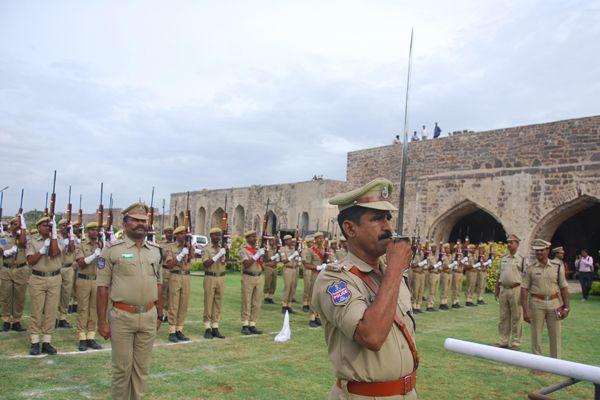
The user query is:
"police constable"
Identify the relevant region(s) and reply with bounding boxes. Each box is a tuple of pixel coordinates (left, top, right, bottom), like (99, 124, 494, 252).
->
(97, 203, 163, 399)
(425, 245, 440, 312)
(56, 218, 76, 328)
(238, 230, 265, 335)
(494, 234, 523, 350)
(312, 178, 418, 399)
(74, 222, 102, 351)
(164, 226, 192, 343)
(159, 227, 174, 322)
(26, 215, 62, 355)
(451, 242, 465, 309)
(201, 227, 227, 339)
(438, 243, 453, 310)
(464, 244, 478, 307)
(335, 237, 348, 261)
(410, 244, 425, 313)
(263, 237, 279, 304)
(521, 239, 569, 361)
(302, 235, 315, 312)
(1, 216, 29, 332)
(279, 234, 301, 314)
(303, 231, 328, 327)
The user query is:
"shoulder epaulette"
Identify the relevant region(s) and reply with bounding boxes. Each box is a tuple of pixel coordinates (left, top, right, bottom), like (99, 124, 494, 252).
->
(325, 262, 343, 272)
(110, 239, 125, 247)
(147, 241, 162, 249)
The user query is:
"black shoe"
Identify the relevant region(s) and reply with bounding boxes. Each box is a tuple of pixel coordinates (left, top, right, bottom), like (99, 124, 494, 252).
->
(72, 304, 78, 313)
(78, 340, 87, 351)
(477, 300, 486, 305)
(86, 339, 102, 350)
(426, 307, 438, 312)
(211, 328, 225, 339)
(422, 296, 427, 302)
(439, 304, 449, 310)
(249, 326, 262, 335)
(264, 298, 273, 304)
(452, 303, 462, 309)
(30, 343, 40, 356)
(302, 305, 310, 312)
(11, 322, 26, 332)
(175, 331, 190, 342)
(315, 317, 322, 326)
(286, 307, 296, 314)
(309, 320, 319, 328)
(68, 304, 75, 314)
(2, 322, 10, 332)
(204, 328, 213, 339)
(282, 307, 287, 314)
(57, 319, 72, 329)
(413, 309, 422, 314)
(292, 298, 297, 303)
(466, 302, 477, 307)
(168, 333, 179, 343)
(241, 326, 251, 335)
(41, 342, 57, 355)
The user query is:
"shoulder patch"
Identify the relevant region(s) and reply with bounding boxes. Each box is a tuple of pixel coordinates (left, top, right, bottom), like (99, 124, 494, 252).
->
(325, 262, 342, 272)
(98, 257, 106, 269)
(327, 280, 352, 305)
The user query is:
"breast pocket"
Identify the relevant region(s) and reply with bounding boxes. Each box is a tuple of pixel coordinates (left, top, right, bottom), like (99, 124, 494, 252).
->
(117, 260, 138, 276)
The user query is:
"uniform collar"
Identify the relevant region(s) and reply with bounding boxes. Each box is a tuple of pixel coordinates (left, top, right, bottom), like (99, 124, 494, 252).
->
(344, 251, 384, 273)
(124, 235, 150, 249)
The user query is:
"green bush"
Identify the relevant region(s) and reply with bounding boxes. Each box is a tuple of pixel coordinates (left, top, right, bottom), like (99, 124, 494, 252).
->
(485, 242, 509, 292)
(590, 281, 600, 296)
(191, 261, 204, 272)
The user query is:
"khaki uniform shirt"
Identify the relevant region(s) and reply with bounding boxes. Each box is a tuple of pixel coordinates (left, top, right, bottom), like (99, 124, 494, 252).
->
(265, 247, 278, 268)
(97, 236, 163, 306)
(312, 251, 415, 382)
(159, 240, 172, 267)
(522, 260, 568, 296)
(498, 253, 524, 287)
(239, 246, 263, 274)
(26, 234, 62, 272)
(60, 234, 76, 267)
(3, 234, 27, 266)
(75, 240, 101, 275)
(303, 246, 325, 267)
(202, 243, 226, 274)
(411, 251, 423, 270)
(442, 254, 452, 272)
(279, 245, 301, 268)
(334, 249, 347, 262)
(164, 242, 191, 272)
(427, 254, 439, 273)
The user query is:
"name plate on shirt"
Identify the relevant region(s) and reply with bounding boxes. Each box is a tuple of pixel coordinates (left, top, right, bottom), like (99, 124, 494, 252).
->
(121, 254, 134, 259)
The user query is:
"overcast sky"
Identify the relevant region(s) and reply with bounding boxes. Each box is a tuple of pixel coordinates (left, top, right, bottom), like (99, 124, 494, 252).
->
(1, 0, 599, 214)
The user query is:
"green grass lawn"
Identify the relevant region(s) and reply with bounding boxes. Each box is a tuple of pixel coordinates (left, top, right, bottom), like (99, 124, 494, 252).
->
(0, 273, 598, 399)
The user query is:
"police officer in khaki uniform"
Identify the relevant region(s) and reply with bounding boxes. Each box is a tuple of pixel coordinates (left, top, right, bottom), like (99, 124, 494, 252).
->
(97, 203, 163, 400)
(159, 227, 174, 322)
(451, 243, 465, 309)
(303, 231, 328, 327)
(164, 226, 192, 343)
(238, 230, 264, 335)
(201, 227, 227, 339)
(521, 239, 569, 361)
(68, 221, 84, 314)
(279, 234, 301, 314)
(1, 216, 29, 332)
(335, 237, 348, 261)
(312, 178, 418, 400)
(409, 245, 425, 313)
(74, 222, 103, 351)
(475, 244, 490, 305)
(438, 244, 453, 310)
(494, 234, 523, 350)
(263, 237, 279, 304)
(425, 246, 440, 312)
(56, 218, 76, 328)
(26, 216, 62, 355)
(464, 244, 478, 307)
(302, 235, 314, 312)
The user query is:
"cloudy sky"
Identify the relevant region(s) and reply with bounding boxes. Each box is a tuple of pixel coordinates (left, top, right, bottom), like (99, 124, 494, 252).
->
(1, 0, 598, 214)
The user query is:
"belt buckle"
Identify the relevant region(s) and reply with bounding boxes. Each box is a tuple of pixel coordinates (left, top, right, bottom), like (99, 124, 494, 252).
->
(135, 305, 146, 313)
(404, 374, 412, 390)
(544, 295, 551, 301)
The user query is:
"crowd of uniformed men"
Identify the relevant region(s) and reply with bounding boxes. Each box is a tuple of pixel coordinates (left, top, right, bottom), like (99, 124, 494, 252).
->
(0, 177, 573, 399)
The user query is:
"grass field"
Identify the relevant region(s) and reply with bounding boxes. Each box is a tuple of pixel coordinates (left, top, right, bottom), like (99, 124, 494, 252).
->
(0, 273, 598, 399)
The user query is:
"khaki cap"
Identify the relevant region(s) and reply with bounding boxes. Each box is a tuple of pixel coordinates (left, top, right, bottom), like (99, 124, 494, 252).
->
(532, 239, 551, 250)
(36, 216, 50, 226)
(506, 233, 520, 242)
(58, 218, 68, 225)
(329, 178, 397, 212)
(85, 222, 99, 230)
(314, 231, 324, 238)
(173, 226, 186, 235)
(283, 234, 293, 241)
(122, 202, 149, 220)
(209, 227, 222, 234)
(305, 235, 314, 242)
(163, 227, 174, 232)
(9, 216, 19, 224)
(552, 246, 565, 254)
(244, 230, 256, 237)
(30, 228, 39, 234)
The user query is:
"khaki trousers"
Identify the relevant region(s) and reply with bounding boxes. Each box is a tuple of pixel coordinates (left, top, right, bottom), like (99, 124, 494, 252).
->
(282, 267, 298, 307)
(168, 274, 190, 329)
(161, 267, 170, 316)
(309, 271, 321, 319)
(439, 272, 452, 305)
(203, 275, 224, 328)
(497, 286, 522, 346)
(427, 273, 440, 308)
(465, 270, 478, 302)
(109, 306, 157, 400)
(76, 277, 98, 339)
(529, 298, 562, 358)
(28, 273, 61, 342)
(0, 266, 30, 322)
(476, 270, 487, 301)
(422, 270, 430, 299)
(302, 269, 312, 306)
(241, 274, 263, 325)
(411, 272, 425, 310)
(59, 267, 74, 318)
(451, 271, 464, 304)
(70, 267, 78, 306)
(263, 266, 278, 298)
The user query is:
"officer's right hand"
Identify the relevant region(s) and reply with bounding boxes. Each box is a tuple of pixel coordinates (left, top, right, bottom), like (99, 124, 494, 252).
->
(523, 312, 531, 324)
(386, 239, 412, 274)
(98, 321, 111, 339)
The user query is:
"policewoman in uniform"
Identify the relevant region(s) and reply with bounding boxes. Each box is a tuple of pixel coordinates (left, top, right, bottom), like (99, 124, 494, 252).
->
(312, 178, 418, 400)
(97, 203, 163, 400)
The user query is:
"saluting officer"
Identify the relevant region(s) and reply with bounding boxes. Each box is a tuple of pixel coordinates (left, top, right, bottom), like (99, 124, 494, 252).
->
(201, 227, 227, 339)
(97, 203, 163, 400)
(312, 178, 418, 399)
(238, 230, 265, 335)
(1, 216, 29, 332)
(164, 226, 192, 343)
(279, 234, 301, 314)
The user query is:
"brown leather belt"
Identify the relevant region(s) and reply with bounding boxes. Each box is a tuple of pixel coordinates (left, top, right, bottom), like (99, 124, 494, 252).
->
(503, 283, 520, 289)
(113, 301, 155, 313)
(77, 273, 96, 280)
(336, 371, 417, 397)
(31, 269, 61, 277)
(170, 270, 191, 275)
(204, 271, 226, 277)
(3, 263, 28, 269)
(533, 292, 559, 301)
(243, 271, 262, 277)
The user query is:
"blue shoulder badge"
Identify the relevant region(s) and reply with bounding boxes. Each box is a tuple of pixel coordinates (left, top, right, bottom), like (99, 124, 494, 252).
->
(327, 280, 351, 305)
(98, 257, 106, 269)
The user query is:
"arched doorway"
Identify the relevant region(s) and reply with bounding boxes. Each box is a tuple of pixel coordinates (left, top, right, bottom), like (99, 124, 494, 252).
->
(253, 215, 261, 232)
(196, 207, 206, 235)
(267, 211, 277, 234)
(178, 212, 184, 228)
(211, 208, 224, 230)
(301, 212, 309, 235)
(429, 200, 506, 244)
(234, 205, 245, 236)
(173, 215, 179, 228)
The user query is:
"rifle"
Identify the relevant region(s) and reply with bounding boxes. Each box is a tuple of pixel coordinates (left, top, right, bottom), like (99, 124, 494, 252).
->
(48, 170, 60, 257)
(173, 200, 177, 229)
(161, 198, 165, 235)
(221, 195, 230, 262)
(293, 227, 301, 251)
(77, 194, 83, 226)
(97, 183, 105, 248)
(147, 187, 155, 242)
(106, 193, 114, 241)
(183, 192, 193, 257)
(44, 192, 49, 217)
(66, 185, 75, 252)
(259, 199, 270, 250)
(0, 190, 4, 238)
(17, 189, 26, 247)
(326, 219, 330, 239)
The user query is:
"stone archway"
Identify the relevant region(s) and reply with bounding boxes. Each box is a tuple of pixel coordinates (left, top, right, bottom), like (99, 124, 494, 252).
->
(267, 210, 277, 234)
(428, 199, 507, 244)
(211, 207, 224, 230)
(233, 205, 245, 236)
(253, 215, 261, 232)
(196, 207, 206, 235)
(300, 212, 309, 235)
(178, 212, 184, 228)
